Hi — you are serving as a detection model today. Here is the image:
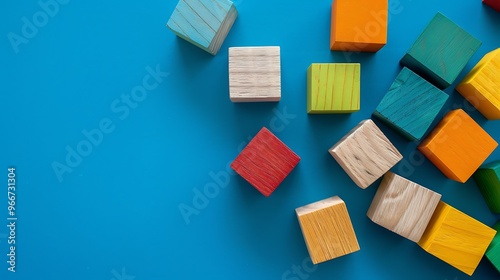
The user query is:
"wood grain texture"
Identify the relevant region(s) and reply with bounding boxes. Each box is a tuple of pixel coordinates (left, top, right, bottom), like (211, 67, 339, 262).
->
(418, 201, 497, 276)
(329, 119, 403, 189)
(367, 172, 442, 242)
(307, 63, 360, 114)
(296, 196, 360, 264)
(230, 127, 300, 196)
(330, 0, 388, 52)
(373, 67, 448, 141)
(229, 47, 281, 102)
(418, 109, 498, 183)
(484, 0, 500, 12)
(400, 12, 482, 89)
(166, 0, 238, 55)
(486, 221, 500, 273)
(474, 161, 500, 213)
(456, 48, 500, 120)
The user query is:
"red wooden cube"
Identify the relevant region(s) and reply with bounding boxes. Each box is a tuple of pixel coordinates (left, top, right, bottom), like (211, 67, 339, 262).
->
(484, 0, 500, 12)
(231, 127, 300, 196)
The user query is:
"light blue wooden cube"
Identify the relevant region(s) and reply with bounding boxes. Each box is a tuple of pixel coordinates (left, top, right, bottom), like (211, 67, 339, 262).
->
(167, 0, 238, 55)
(373, 67, 449, 141)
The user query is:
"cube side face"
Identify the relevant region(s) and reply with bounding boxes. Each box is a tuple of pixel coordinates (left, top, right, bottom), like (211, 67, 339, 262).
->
(474, 162, 500, 213)
(330, 0, 388, 52)
(230, 127, 300, 196)
(208, 4, 238, 55)
(418, 201, 497, 276)
(486, 222, 500, 272)
(367, 172, 442, 242)
(402, 13, 482, 89)
(418, 109, 498, 183)
(330, 119, 403, 188)
(229, 47, 281, 102)
(307, 63, 360, 114)
(296, 197, 360, 264)
(374, 67, 448, 141)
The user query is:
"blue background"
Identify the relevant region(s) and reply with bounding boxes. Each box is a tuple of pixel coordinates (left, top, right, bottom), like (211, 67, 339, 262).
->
(1, 0, 500, 279)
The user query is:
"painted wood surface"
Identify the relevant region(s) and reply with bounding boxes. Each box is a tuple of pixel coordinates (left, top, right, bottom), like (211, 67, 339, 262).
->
(296, 196, 360, 264)
(167, 0, 238, 55)
(474, 161, 500, 213)
(229, 46, 281, 102)
(486, 221, 500, 273)
(400, 12, 482, 89)
(456, 48, 500, 120)
(418, 201, 497, 276)
(484, 0, 500, 12)
(330, 0, 388, 52)
(373, 67, 448, 141)
(367, 172, 442, 242)
(230, 127, 300, 196)
(307, 63, 360, 114)
(418, 109, 498, 183)
(329, 119, 403, 189)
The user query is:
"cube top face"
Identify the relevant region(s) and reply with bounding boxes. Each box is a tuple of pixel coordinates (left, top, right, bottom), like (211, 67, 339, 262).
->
(418, 201, 497, 276)
(473, 160, 500, 213)
(373, 67, 448, 141)
(367, 172, 442, 242)
(230, 127, 300, 196)
(167, 0, 237, 55)
(401, 12, 482, 89)
(296, 196, 360, 264)
(330, 0, 388, 52)
(307, 63, 360, 114)
(229, 47, 281, 102)
(329, 119, 403, 189)
(456, 48, 500, 120)
(418, 109, 498, 183)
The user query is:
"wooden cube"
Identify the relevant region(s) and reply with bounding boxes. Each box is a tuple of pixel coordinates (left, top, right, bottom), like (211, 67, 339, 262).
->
(367, 172, 442, 242)
(418, 109, 498, 183)
(330, 0, 388, 52)
(329, 119, 403, 189)
(167, 0, 238, 55)
(400, 13, 482, 89)
(484, 0, 500, 12)
(456, 48, 500, 120)
(474, 161, 500, 213)
(228, 46, 281, 102)
(296, 196, 360, 264)
(307, 63, 360, 114)
(418, 201, 497, 276)
(373, 67, 448, 141)
(231, 127, 300, 196)
(486, 221, 500, 273)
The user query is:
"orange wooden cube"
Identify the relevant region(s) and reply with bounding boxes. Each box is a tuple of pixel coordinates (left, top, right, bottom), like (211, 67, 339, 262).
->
(418, 109, 498, 183)
(330, 0, 388, 52)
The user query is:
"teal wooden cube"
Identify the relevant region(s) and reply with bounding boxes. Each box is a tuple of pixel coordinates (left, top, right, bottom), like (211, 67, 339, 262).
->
(373, 67, 448, 141)
(167, 0, 238, 55)
(400, 12, 481, 89)
(486, 221, 500, 273)
(474, 161, 500, 213)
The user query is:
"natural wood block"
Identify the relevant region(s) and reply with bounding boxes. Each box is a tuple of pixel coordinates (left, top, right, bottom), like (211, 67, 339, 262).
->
(367, 172, 442, 242)
(329, 119, 403, 189)
(167, 0, 238, 55)
(418, 109, 498, 183)
(400, 12, 482, 89)
(231, 127, 300, 196)
(485, 221, 500, 273)
(229, 47, 281, 102)
(373, 67, 448, 141)
(296, 196, 360, 264)
(418, 201, 497, 276)
(474, 161, 500, 213)
(307, 63, 360, 114)
(456, 48, 500, 120)
(330, 0, 388, 52)
(484, 0, 500, 12)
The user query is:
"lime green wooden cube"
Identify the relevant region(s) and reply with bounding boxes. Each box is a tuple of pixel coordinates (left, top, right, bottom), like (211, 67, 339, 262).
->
(307, 63, 360, 114)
